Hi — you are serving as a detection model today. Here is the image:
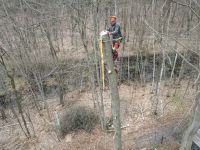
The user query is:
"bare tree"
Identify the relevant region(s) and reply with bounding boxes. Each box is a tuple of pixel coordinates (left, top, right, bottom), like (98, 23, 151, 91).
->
(180, 92, 200, 150)
(103, 34, 122, 150)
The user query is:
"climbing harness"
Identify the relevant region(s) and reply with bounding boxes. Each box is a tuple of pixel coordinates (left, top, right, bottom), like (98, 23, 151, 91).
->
(112, 37, 123, 42)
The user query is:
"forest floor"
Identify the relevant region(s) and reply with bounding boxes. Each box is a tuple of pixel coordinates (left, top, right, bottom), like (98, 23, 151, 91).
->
(0, 79, 196, 150)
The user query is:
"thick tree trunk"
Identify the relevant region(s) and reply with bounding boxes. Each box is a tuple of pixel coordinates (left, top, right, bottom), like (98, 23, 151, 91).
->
(102, 34, 122, 150)
(180, 92, 200, 150)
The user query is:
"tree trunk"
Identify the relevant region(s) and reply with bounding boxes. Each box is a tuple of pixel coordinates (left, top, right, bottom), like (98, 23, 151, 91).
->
(0, 95, 6, 120)
(92, 0, 106, 130)
(180, 92, 200, 150)
(0, 106, 6, 120)
(102, 34, 122, 150)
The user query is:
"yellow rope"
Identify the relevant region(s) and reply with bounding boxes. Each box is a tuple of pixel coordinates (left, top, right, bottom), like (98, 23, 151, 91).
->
(100, 35, 105, 90)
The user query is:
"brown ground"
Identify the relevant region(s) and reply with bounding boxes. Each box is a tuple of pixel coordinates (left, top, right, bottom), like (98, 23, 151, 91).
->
(0, 80, 195, 150)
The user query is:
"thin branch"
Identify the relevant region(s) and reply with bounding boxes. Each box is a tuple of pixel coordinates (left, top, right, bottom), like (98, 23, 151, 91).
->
(144, 19, 200, 73)
(43, 66, 59, 79)
(172, 0, 200, 19)
(23, 0, 43, 14)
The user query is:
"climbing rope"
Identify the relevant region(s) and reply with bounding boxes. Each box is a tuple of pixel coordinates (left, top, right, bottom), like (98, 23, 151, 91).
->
(100, 34, 105, 90)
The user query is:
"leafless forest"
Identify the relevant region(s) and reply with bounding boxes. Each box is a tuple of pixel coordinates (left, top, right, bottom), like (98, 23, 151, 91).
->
(1, 0, 200, 149)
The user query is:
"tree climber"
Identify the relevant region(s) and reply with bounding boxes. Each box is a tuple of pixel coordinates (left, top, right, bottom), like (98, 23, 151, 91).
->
(107, 16, 122, 62)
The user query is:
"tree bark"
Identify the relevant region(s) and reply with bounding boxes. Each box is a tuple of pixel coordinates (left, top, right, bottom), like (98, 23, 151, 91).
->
(102, 34, 122, 150)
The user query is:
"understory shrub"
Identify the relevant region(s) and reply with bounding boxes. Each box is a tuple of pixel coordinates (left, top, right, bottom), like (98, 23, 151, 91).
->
(59, 106, 98, 136)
